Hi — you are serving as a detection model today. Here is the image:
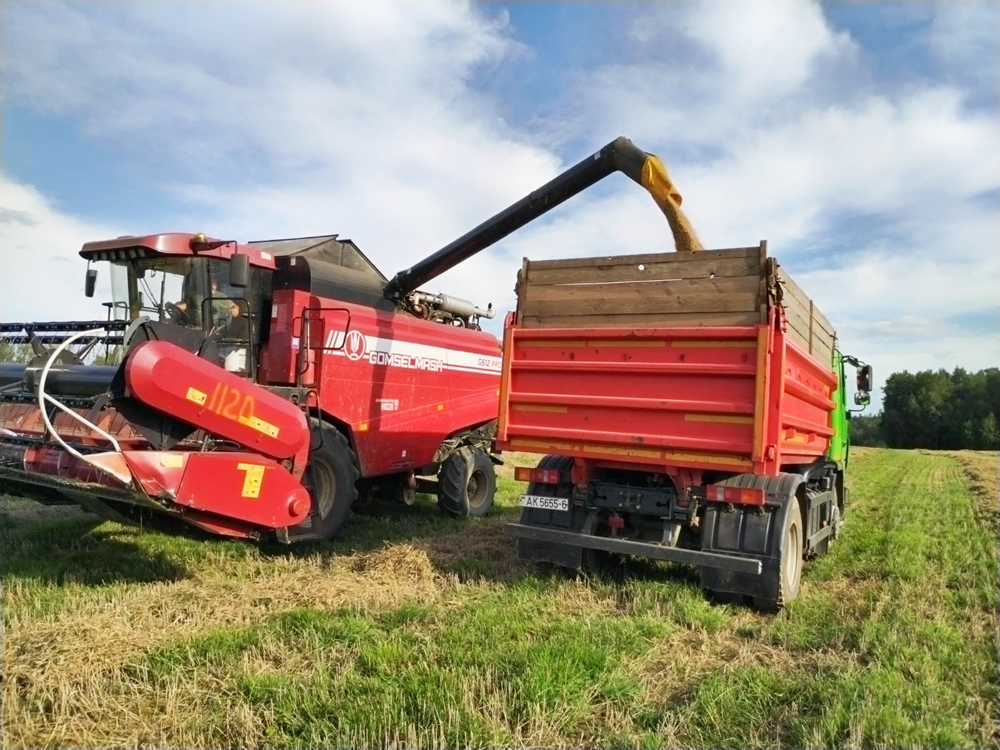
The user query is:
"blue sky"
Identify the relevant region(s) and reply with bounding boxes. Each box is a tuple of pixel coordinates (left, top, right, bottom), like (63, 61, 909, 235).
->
(2, 1, 998, 407)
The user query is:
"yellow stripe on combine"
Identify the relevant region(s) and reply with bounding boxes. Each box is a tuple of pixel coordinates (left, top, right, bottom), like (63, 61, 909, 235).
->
(512, 404, 568, 413)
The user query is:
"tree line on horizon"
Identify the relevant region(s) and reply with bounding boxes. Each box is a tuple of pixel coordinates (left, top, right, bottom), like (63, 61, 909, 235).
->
(850, 367, 1000, 450)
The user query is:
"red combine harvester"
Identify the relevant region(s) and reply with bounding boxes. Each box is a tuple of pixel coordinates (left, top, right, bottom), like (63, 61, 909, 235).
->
(0, 137, 687, 543)
(1, 231, 503, 542)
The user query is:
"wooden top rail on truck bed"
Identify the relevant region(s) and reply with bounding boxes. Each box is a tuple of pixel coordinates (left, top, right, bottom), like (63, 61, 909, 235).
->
(498, 242, 840, 476)
(515, 241, 834, 367)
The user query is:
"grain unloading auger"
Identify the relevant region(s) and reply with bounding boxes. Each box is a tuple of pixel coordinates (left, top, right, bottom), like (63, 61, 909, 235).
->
(0, 137, 697, 542)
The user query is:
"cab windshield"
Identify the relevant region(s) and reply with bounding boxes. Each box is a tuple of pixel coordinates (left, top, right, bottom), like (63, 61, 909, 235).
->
(113, 256, 254, 335)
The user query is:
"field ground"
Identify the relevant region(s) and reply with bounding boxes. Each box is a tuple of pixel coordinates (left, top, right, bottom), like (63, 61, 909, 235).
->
(1, 448, 997, 748)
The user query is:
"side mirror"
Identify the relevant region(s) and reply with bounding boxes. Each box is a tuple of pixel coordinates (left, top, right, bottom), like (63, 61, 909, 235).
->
(856, 364, 873, 393)
(229, 253, 249, 288)
(85, 268, 98, 298)
(854, 392, 870, 406)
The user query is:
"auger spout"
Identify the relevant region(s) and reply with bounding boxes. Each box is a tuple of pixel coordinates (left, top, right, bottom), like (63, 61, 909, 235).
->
(383, 136, 703, 300)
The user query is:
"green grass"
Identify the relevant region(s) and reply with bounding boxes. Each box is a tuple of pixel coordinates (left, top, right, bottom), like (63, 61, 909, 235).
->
(2, 449, 997, 748)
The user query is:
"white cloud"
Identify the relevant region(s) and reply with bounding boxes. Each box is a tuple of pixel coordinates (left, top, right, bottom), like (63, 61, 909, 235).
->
(926, 1, 1000, 89)
(672, 0, 856, 104)
(4, 1, 558, 312)
(3, 0, 998, 408)
(0, 175, 121, 322)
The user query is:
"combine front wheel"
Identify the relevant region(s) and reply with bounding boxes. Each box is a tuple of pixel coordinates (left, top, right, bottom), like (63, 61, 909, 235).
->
(303, 420, 360, 539)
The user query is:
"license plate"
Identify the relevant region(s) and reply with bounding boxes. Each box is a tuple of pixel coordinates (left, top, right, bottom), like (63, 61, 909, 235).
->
(519, 494, 569, 511)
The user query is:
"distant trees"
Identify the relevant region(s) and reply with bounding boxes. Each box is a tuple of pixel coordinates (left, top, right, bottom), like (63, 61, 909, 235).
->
(848, 414, 884, 447)
(0, 342, 34, 364)
(855, 368, 1000, 450)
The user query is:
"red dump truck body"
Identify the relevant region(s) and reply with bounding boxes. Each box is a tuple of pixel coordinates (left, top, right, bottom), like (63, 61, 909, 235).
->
(499, 243, 856, 610)
(495, 243, 839, 477)
(496, 317, 837, 477)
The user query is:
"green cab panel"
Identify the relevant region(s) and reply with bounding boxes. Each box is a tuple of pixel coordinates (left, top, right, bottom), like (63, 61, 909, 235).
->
(828, 349, 849, 464)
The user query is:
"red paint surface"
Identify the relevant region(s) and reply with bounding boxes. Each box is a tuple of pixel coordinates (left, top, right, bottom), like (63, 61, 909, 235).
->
(80, 233, 277, 269)
(172, 452, 310, 528)
(126, 340, 309, 460)
(259, 288, 502, 477)
(496, 312, 837, 478)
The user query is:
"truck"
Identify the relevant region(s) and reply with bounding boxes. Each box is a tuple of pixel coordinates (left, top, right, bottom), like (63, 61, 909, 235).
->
(0, 136, 870, 599)
(0, 233, 503, 542)
(497, 244, 872, 609)
(375, 135, 872, 610)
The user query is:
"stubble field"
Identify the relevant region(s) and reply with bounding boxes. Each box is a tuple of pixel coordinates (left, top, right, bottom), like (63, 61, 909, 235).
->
(1, 448, 997, 748)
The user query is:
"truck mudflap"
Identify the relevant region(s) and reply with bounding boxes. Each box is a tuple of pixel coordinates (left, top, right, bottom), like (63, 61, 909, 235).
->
(699, 473, 804, 601)
(508, 522, 762, 574)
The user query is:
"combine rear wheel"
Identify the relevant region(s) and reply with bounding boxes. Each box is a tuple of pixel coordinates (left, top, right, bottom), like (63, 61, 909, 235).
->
(302, 419, 360, 539)
(438, 447, 496, 518)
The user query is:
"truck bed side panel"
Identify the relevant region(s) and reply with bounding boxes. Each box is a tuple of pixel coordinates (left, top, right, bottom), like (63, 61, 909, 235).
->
(498, 326, 761, 473)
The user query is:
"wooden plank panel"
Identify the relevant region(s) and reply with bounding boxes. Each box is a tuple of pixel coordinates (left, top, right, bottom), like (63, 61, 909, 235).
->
(776, 266, 836, 340)
(523, 292, 761, 318)
(781, 292, 811, 329)
(526, 274, 761, 301)
(776, 267, 810, 308)
(812, 307, 835, 339)
(528, 246, 760, 271)
(528, 256, 759, 286)
(812, 340, 834, 367)
(521, 311, 762, 329)
(784, 303, 834, 366)
(785, 317, 811, 352)
(785, 304, 833, 348)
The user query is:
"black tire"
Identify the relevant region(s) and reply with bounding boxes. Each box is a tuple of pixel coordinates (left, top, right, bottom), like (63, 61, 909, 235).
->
(438, 447, 496, 518)
(300, 419, 360, 540)
(754, 497, 804, 611)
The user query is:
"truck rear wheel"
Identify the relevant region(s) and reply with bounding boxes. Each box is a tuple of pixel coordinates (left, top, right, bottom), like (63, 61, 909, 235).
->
(754, 497, 804, 611)
(438, 447, 496, 518)
(302, 419, 360, 540)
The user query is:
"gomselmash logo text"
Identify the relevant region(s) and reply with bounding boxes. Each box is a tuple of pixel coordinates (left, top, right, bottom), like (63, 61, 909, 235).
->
(323, 330, 495, 375)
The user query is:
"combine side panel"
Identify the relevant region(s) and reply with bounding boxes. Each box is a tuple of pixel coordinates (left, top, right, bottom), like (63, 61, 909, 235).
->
(126, 340, 309, 460)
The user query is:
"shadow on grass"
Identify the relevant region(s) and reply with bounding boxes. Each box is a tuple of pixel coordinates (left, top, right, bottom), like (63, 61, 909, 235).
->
(0, 508, 190, 586)
(266, 494, 711, 598)
(1, 490, 710, 596)
(261, 494, 532, 580)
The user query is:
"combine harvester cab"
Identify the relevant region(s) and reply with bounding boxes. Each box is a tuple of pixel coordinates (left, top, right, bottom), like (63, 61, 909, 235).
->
(0, 231, 503, 542)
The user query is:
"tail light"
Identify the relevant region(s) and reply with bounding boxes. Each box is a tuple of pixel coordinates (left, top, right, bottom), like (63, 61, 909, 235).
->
(514, 466, 562, 484)
(706, 484, 766, 506)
